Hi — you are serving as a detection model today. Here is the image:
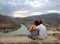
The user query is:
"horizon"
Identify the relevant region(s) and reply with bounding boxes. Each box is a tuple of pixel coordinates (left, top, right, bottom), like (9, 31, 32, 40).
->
(0, 0, 60, 17)
(1, 13, 60, 18)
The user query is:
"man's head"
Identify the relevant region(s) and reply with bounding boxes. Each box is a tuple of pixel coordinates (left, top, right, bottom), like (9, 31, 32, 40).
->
(40, 20, 43, 24)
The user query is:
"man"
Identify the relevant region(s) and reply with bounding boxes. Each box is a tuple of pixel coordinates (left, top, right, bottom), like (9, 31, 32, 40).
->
(36, 20, 47, 40)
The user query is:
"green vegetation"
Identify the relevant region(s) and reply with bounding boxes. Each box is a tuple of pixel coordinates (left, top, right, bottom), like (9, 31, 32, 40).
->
(0, 14, 21, 33)
(15, 13, 60, 31)
(0, 13, 60, 31)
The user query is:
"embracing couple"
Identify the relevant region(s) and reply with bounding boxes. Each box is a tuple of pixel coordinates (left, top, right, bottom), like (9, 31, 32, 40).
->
(29, 20, 47, 40)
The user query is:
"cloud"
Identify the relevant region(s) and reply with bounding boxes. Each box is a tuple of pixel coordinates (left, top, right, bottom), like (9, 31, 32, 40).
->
(30, 12, 46, 16)
(12, 10, 46, 17)
(0, 0, 60, 17)
(13, 14, 27, 18)
(45, 0, 48, 2)
(47, 10, 60, 14)
(13, 10, 29, 14)
(12, 10, 29, 17)
(44, 0, 60, 10)
(25, 0, 48, 8)
(8, 2, 17, 6)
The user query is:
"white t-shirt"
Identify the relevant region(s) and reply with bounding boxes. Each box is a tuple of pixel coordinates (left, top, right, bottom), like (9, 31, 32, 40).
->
(36, 24, 47, 39)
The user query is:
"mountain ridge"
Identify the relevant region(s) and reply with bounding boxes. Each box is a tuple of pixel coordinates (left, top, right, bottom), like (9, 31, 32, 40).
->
(15, 13, 60, 29)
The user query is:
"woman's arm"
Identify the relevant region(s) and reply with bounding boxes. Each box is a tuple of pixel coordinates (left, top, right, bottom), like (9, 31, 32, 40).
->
(29, 25, 36, 32)
(29, 25, 33, 31)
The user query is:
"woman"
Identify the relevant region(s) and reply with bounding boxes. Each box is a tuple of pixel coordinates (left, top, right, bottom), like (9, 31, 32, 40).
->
(29, 20, 40, 40)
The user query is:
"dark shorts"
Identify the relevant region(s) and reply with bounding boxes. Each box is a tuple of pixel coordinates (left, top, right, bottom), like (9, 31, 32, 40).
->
(30, 29, 39, 36)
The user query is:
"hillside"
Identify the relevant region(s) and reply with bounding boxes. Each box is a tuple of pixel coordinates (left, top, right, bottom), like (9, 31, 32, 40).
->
(0, 14, 22, 33)
(15, 13, 60, 30)
(0, 14, 19, 29)
(1, 13, 60, 31)
(24, 13, 60, 26)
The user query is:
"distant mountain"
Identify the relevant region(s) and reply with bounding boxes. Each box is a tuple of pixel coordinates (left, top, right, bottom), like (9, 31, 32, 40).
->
(1, 13, 59, 28)
(16, 13, 60, 28)
(0, 14, 18, 29)
(0, 13, 60, 30)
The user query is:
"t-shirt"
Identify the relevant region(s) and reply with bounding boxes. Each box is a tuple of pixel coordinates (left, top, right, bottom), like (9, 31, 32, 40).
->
(36, 24, 47, 39)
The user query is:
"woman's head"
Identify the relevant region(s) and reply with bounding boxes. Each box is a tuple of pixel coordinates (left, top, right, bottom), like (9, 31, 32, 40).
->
(34, 19, 40, 26)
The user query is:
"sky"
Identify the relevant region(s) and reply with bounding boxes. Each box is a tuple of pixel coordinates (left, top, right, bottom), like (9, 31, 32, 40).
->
(0, 0, 60, 17)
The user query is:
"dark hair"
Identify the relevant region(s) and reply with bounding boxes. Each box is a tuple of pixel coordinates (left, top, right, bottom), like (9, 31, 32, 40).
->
(40, 20, 43, 24)
(34, 20, 40, 26)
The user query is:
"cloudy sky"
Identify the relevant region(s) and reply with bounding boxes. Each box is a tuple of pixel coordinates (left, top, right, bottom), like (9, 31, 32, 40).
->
(0, 0, 60, 17)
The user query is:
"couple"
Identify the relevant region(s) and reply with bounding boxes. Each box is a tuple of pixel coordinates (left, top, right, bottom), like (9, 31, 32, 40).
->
(29, 20, 47, 40)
